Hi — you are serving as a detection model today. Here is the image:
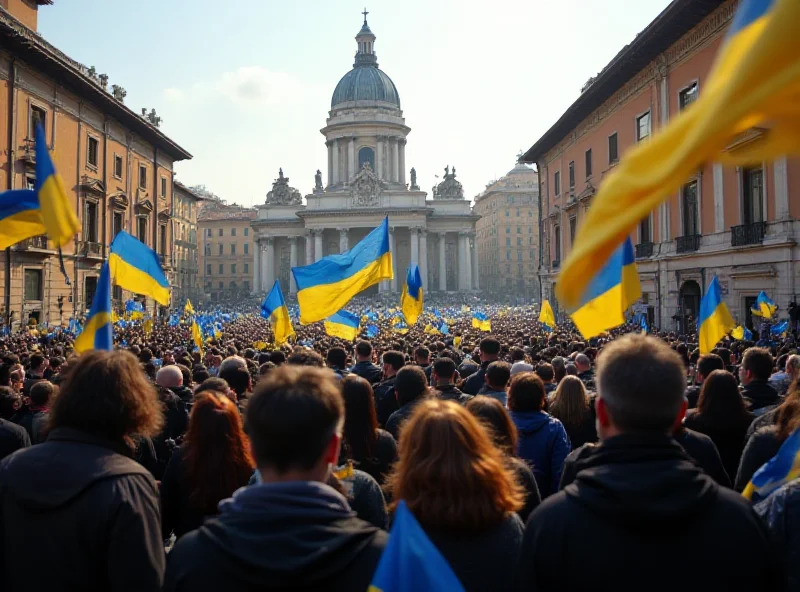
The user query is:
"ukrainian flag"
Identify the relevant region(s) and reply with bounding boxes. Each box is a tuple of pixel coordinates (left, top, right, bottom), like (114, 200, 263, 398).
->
(73, 263, 113, 353)
(34, 123, 80, 248)
(743, 426, 800, 503)
(324, 309, 360, 342)
(569, 238, 640, 339)
(184, 299, 195, 316)
(368, 500, 465, 592)
(472, 312, 491, 332)
(293, 217, 392, 324)
(555, 0, 800, 311)
(539, 299, 555, 331)
(261, 280, 295, 346)
(394, 320, 409, 335)
(750, 291, 777, 318)
(400, 263, 423, 325)
(191, 318, 204, 354)
(698, 276, 735, 354)
(0, 190, 49, 250)
(109, 231, 171, 306)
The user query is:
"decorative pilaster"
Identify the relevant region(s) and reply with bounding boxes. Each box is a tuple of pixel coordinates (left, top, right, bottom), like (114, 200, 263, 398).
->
(376, 136, 384, 180)
(410, 227, 419, 266)
(339, 228, 349, 253)
(438, 232, 447, 292)
(399, 139, 406, 186)
(326, 141, 333, 187)
(458, 232, 469, 291)
(289, 237, 298, 294)
(253, 238, 261, 294)
(419, 230, 428, 290)
(713, 163, 725, 233)
(774, 156, 789, 220)
(314, 229, 324, 262)
(392, 138, 400, 183)
(463, 233, 472, 291)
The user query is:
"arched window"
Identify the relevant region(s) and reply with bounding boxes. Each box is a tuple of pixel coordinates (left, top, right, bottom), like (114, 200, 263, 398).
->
(358, 147, 375, 172)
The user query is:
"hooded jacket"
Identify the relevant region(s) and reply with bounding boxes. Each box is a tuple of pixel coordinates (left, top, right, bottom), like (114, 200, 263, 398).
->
(743, 380, 780, 413)
(164, 481, 387, 592)
(435, 384, 474, 405)
(515, 434, 783, 592)
(349, 360, 383, 385)
(755, 478, 800, 591)
(510, 410, 571, 498)
(0, 427, 165, 592)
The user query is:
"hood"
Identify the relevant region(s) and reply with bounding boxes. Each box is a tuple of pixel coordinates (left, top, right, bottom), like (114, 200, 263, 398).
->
(564, 434, 718, 529)
(512, 411, 555, 436)
(192, 481, 381, 586)
(170, 385, 194, 402)
(1, 428, 147, 511)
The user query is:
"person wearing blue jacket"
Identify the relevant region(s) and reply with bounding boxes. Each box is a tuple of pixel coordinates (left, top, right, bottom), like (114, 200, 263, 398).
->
(507, 372, 570, 498)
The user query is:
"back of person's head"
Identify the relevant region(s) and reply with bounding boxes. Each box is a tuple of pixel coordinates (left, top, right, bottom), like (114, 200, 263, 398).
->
(386, 399, 522, 533)
(382, 350, 405, 372)
(575, 353, 591, 371)
(156, 365, 183, 389)
(219, 355, 247, 375)
(432, 357, 457, 382)
(596, 334, 685, 434)
(270, 351, 286, 366)
(29, 354, 45, 371)
(192, 365, 210, 384)
(246, 366, 344, 475)
(184, 393, 254, 513)
(287, 349, 324, 367)
(0, 386, 20, 419)
(697, 353, 724, 380)
(507, 372, 546, 413)
(486, 361, 511, 390)
(509, 347, 525, 363)
(326, 347, 347, 369)
(29, 380, 56, 408)
(195, 377, 230, 398)
(551, 356, 566, 382)
(355, 341, 373, 359)
(535, 362, 555, 382)
(341, 375, 378, 460)
(786, 354, 800, 378)
(479, 337, 501, 357)
(565, 363, 578, 376)
(742, 347, 773, 381)
(548, 375, 589, 431)
(414, 346, 431, 364)
(219, 366, 251, 396)
(697, 370, 748, 421)
(394, 365, 429, 406)
(49, 350, 163, 442)
(258, 361, 276, 377)
(465, 395, 518, 455)
(176, 364, 192, 389)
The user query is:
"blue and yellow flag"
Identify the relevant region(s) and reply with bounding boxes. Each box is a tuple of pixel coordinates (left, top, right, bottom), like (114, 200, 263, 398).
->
(569, 238, 640, 339)
(472, 311, 491, 332)
(400, 263, 423, 325)
(731, 325, 753, 341)
(324, 309, 360, 342)
(191, 318, 204, 354)
(35, 123, 80, 248)
(109, 231, 171, 306)
(293, 217, 392, 324)
(750, 291, 777, 318)
(394, 320, 409, 335)
(0, 189, 49, 250)
(743, 426, 800, 503)
(539, 300, 555, 331)
(184, 299, 195, 316)
(555, 0, 800, 311)
(261, 280, 295, 346)
(369, 500, 465, 592)
(698, 276, 735, 354)
(73, 263, 113, 354)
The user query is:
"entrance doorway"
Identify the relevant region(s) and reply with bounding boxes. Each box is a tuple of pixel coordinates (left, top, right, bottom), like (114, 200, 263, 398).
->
(678, 280, 701, 334)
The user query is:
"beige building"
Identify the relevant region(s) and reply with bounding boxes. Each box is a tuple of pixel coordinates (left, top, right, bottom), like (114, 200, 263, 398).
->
(0, 0, 191, 327)
(474, 163, 540, 300)
(198, 201, 256, 302)
(172, 181, 203, 305)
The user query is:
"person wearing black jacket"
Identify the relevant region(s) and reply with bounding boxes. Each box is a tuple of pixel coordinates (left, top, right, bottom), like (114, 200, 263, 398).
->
(385, 366, 430, 441)
(740, 347, 781, 413)
(462, 337, 501, 395)
(165, 365, 387, 592)
(349, 341, 383, 385)
(372, 350, 405, 426)
(685, 353, 724, 409)
(0, 350, 166, 592)
(432, 357, 473, 405)
(517, 335, 781, 592)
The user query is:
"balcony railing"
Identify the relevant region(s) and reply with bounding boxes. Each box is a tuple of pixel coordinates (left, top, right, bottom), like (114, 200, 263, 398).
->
(15, 235, 50, 251)
(552, 259, 561, 269)
(731, 221, 766, 247)
(79, 240, 103, 258)
(159, 254, 173, 268)
(676, 234, 701, 253)
(635, 242, 654, 258)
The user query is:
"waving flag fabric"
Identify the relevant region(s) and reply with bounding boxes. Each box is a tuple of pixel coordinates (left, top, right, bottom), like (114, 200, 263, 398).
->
(261, 280, 295, 346)
(751, 291, 777, 318)
(109, 231, 171, 306)
(184, 300, 195, 316)
(698, 276, 735, 354)
(0, 190, 49, 250)
(743, 426, 800, 503)
(324, 310, 360, 342)
(539, 300, 555, 331)
(555, 0, 800, 311)
(401, 264, 423, 325)
(472, 312, 491, 332)
(73, 263, 113, 353)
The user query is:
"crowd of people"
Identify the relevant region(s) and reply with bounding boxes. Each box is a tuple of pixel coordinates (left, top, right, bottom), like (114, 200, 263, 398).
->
(0, 293, 799, 590)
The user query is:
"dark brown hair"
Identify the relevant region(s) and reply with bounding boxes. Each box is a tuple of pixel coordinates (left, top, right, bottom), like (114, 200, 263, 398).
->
(507, 372, 546, 413)
(548, 375, 590, 431)
(465, 395, 518, 455)
(696, 370, 749, 424)
(342, 375, 378, 462)
(48, 350, 163, 442)
(184, 393, 254, 513)
(386, 399, 523, 533)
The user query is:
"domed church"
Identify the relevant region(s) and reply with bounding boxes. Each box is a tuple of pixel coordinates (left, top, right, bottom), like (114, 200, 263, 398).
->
(251, 11, 478, 297)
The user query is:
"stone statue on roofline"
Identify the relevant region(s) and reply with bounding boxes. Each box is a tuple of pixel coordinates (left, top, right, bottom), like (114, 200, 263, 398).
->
(314, 170, 324, 193)
(434, 164, 464, 200)
(266, 168, 302, 205)
(410, 167, 418, 190)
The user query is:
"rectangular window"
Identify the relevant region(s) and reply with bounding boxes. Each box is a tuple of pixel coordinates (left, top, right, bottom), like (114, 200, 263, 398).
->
(506, 238, 511, 246)
(505, 210, 510, 217)
(682, 180, 699, 236)
(24, 269, 43, 301)
(679, 82, 699, 110)
(244, 243, 249, 255)
(231, 228, 237, 237)
(160, 177, 167, 198)
(517, 237, 522, 246)
(585, 148, 592, 178)
(506, 251, 511, 260)
(219, 281, 223, 289)
(554, 226, 561, 261)
(743, 168, 764, 225)
(85, 201, 98, 243)
(137, 217, 147, 242)
(231, 264, 236, 274)
(139, 164, 147, 189)
(244, 263, 249, 274)
(26, 175, 36, 190)
(231, 243, 236, 255)
(87, 137, 99, 168)
(569, 217, 577, 245)
(608, 133, 618, 164)
(517, 227, 521, 234)
(554, 171, 561, 195)
(218, 228, 223, 237)
(218, 244, 223, 256)
(506, 227, 510, 234)
(636, 112, 651, 142)
(219, 264, 224, 274)
(207, 264, 212, 275)
(159, 225, 167, 254)
(640, 215, 652, 243)
(112, 212, 123, 238)
(244, 280, 250, 291)
(568, 161, 575, 189)
(30, 105, 46, 137)
(114, 154, 123, 179)
(244, 228, 249, 236)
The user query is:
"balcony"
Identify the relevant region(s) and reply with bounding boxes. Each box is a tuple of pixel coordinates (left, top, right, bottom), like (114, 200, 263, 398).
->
(675, 234, 701, 253)
(552, 259, 560, 269)
(14, 235, 52, 252)
(731, 221, 766, 247)
(635, 242, 654, 258)
(159, 254, 173, 269)
(78, 240, 103, 259)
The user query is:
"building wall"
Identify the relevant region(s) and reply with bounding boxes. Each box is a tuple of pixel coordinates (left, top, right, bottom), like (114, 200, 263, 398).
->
(536, 0, 800, 331)
(198, 215, 256, 303)
(173, 185, 201, 306)
(1, 0, 38, 31)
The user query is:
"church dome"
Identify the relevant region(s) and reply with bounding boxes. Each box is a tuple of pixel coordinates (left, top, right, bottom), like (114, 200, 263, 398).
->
(331, 12, 400, 110)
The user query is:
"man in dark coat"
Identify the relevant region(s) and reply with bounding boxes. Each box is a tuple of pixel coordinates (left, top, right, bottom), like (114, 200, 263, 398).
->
(516, 334, 782, 592)
(372, 350, 405, 426)
(462, 337, 501, 395)
(349, 341, 383, 385)
(685, 353, 724, 409)
(21, 353, 47, 397)
(0, 385, 29, 461)
(165, 366, 387, 592)
(385, 366, 429, 441)
(739, 347, 780, 414)
(432, 357, 472, 405)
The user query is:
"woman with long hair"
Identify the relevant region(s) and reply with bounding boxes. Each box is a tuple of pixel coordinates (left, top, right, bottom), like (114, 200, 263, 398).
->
(0, 350, 166, 590)
(160, 393, 254, 539)
(465, 395, 541, 522)
(341, 375, 397, 486)
(386, 399, 524, 592)
(548, 375, 597, 450)
(684, 369, 754, 480)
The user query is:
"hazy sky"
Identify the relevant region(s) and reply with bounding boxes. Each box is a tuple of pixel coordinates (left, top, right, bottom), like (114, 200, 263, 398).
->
(40, 0, 670, 207)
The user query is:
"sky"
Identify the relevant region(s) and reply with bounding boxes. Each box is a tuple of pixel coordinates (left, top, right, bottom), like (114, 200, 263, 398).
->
(40, 0, 671, 207)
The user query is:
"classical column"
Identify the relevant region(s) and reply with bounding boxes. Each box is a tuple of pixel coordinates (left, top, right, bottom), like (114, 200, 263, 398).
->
(712, 163, 725, 233)
(376, 136, 384, 180)
(348, 137, 356, 182)
(326, 141, 333, 187)
(463, 234, 472, 291)
(289, 236, 298, 294)
(253, 238, 261, 294)
(389, 228, 398, 292)
(332, 139, 340, 185)
(392, 138, 400, 183)
(410, 227, 419, 266)
(305, 231, 313, 265)
(399, 139, 406, 186)
(265, 238, 275, 291)
(774, 156, 789, 220)
(314, 229, 324, 262)
(419, 230, 428, 290)
(438, 232, 447, 292)
(458, 232, 469, 291)
(470, 233, 479, 290)
(339, 228, 349, 253)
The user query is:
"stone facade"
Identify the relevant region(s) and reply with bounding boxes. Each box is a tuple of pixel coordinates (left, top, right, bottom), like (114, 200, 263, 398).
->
(474, 163, 540, 300)
(198, 201, 256, 302)
(251, 15, 478, 296)
(0, 2, 191, 327)
(172, 181, 203, 305)
(523, 0, 800, 332)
